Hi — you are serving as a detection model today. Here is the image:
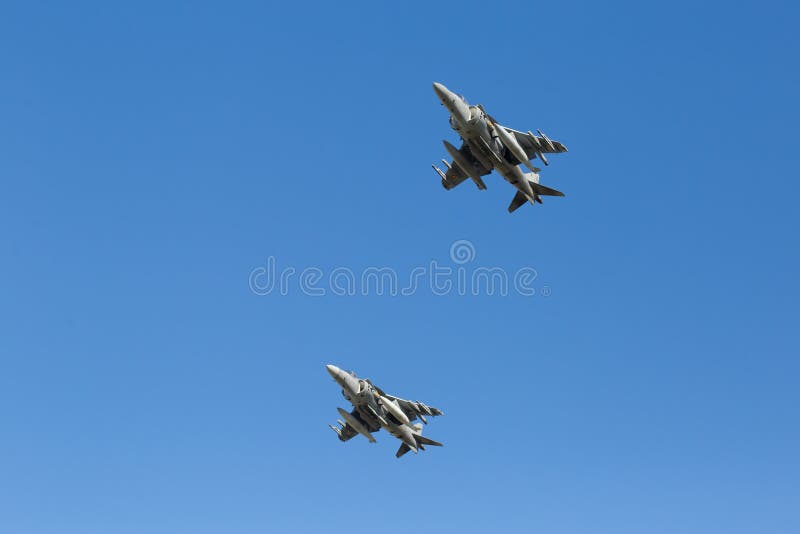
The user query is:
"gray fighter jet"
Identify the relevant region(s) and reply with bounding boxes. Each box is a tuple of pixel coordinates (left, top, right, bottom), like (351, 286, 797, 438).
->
(326, 364, 444, 458)
(431, 82, 568, 213)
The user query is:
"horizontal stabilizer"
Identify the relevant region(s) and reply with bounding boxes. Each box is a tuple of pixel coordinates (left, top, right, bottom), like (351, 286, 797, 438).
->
(396, 443, 412, 458)
(530, 182, 565, 197)
(508, 191, 529, 213)
(414, 434, 443, 447)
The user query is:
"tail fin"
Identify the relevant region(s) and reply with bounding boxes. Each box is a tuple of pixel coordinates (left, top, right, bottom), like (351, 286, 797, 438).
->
(525, 171, 565, 198)
(396, 425, 443, 457)
(396, 435, 442, 458)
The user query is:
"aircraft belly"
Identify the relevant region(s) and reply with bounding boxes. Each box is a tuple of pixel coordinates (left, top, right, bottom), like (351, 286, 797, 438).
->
(354, 406, 382, 433)
(465, 139, 494, 173)
(466, 132, 503, 171)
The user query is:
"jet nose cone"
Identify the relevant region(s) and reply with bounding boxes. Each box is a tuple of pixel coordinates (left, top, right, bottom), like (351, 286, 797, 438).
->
(326, 364, 340, 378)
(432, 82, 450, 102)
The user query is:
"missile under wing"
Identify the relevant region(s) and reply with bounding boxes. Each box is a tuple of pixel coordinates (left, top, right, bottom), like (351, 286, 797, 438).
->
(433, 141, 491, 191)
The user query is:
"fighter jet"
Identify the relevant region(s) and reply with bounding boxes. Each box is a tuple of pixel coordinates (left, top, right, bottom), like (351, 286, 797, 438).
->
(325, 364, 444, 458)
(431, 82, 568, 213)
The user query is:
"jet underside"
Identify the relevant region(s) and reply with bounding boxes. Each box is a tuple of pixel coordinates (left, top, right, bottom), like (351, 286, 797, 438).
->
(431, 82, 568, 213)
(326, 364, 443, 458)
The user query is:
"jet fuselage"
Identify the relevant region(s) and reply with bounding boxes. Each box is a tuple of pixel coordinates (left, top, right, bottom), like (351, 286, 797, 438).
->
(433, 82, 537, 201)
(326, 364, 421, 452)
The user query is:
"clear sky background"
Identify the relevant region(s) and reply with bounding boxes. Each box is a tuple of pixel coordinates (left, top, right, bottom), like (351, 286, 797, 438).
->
(1, 1, 798, 533)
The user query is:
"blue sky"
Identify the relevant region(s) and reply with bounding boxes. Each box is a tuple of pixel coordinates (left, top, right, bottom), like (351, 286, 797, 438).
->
(1, 1, 798, 532)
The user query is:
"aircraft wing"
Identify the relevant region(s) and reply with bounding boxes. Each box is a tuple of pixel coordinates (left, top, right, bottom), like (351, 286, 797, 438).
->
(381, 393, 443, 422)
(330, 407, 378, 442)
(439, 142, 491, 190)
(335, 422, 360, 442)
(506, 127, 568, 159)
(441, 155, 468, 190)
